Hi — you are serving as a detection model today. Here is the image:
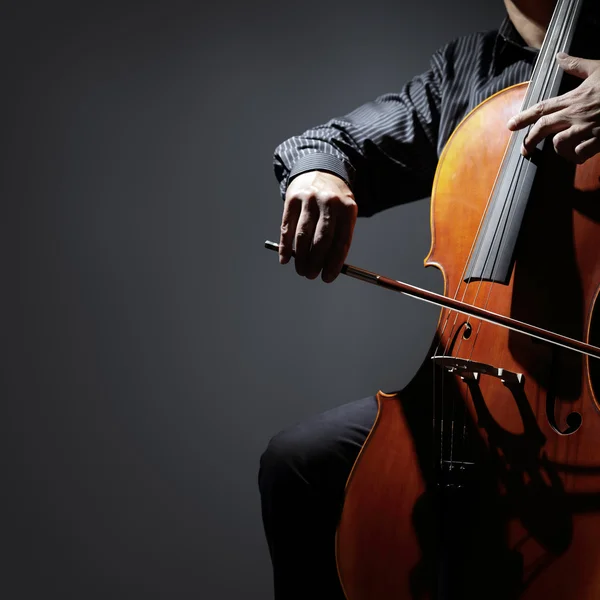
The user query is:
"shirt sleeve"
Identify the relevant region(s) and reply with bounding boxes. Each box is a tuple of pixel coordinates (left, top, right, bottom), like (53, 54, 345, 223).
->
(273, 48, 446, 217)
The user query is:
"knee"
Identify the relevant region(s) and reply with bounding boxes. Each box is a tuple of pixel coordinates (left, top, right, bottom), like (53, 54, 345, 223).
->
(258, 417, 353, 501)
(259, 425, 310, 492)
(258, 398, 376, 498)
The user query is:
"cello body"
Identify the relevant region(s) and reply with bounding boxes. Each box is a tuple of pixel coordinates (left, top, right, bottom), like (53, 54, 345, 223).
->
(335, 83, 600, 599)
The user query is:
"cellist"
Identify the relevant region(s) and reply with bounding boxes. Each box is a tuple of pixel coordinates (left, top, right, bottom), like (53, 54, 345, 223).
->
(259, 1, 600, 598)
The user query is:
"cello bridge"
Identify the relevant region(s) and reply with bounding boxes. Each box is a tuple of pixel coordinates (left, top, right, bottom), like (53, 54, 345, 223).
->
(431, 355, 524, 386)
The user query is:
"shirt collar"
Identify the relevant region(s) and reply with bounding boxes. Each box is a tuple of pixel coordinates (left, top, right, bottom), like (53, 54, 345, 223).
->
(500, 16, 540, 55)
(491, 16, 538, 75)
(498, 17, 526, 47)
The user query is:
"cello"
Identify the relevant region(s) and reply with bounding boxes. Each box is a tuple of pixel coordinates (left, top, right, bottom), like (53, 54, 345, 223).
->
(335, 0, 600, 597)
(267, 0, 600, 597)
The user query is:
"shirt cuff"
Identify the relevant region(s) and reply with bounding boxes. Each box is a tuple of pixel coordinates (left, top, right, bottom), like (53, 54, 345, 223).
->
(287, 153, 354, 189)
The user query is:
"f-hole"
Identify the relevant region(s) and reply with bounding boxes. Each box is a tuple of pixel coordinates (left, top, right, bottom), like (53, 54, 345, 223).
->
(546, 346, 582, 436)
(463, 323, 472, 340)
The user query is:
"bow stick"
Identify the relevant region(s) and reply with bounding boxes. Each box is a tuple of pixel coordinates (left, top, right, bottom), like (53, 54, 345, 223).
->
(264, 240, 600, 360)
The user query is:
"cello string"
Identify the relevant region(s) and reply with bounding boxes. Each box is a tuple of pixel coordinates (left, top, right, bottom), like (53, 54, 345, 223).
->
(444, 0, 572, 470)
(462, 0, 579, 471)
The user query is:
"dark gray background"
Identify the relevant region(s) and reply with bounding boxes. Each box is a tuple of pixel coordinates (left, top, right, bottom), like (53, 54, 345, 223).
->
(2, 1, 505, 598)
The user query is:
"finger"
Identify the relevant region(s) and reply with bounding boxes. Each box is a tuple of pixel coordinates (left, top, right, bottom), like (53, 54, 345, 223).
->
(556, 52, 597, 80)
(279, 196, 302, 264)
(521, 112, 571, 156)
(294, 198, 319, 277)
(507, 94, 573, 131)
(553, 126, 592, 162)
(305, 205, 336, 280)
(321, 205, 357, 283)
(574, 136, 600, 164)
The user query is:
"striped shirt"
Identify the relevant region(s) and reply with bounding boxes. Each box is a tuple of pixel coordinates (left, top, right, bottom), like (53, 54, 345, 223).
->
(273, 17, 537, 217)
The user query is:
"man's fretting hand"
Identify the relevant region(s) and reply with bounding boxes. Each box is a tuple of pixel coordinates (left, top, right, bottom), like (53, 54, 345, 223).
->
(279, 170, 358, 283)
(508, 53, 600, 164)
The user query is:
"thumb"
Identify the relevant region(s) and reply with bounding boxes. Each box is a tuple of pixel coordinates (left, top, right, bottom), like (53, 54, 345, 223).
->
(556, 52, 596, 79)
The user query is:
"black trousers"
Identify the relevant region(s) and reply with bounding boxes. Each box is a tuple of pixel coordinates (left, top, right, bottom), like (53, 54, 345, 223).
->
(258, 396, 378, 600)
